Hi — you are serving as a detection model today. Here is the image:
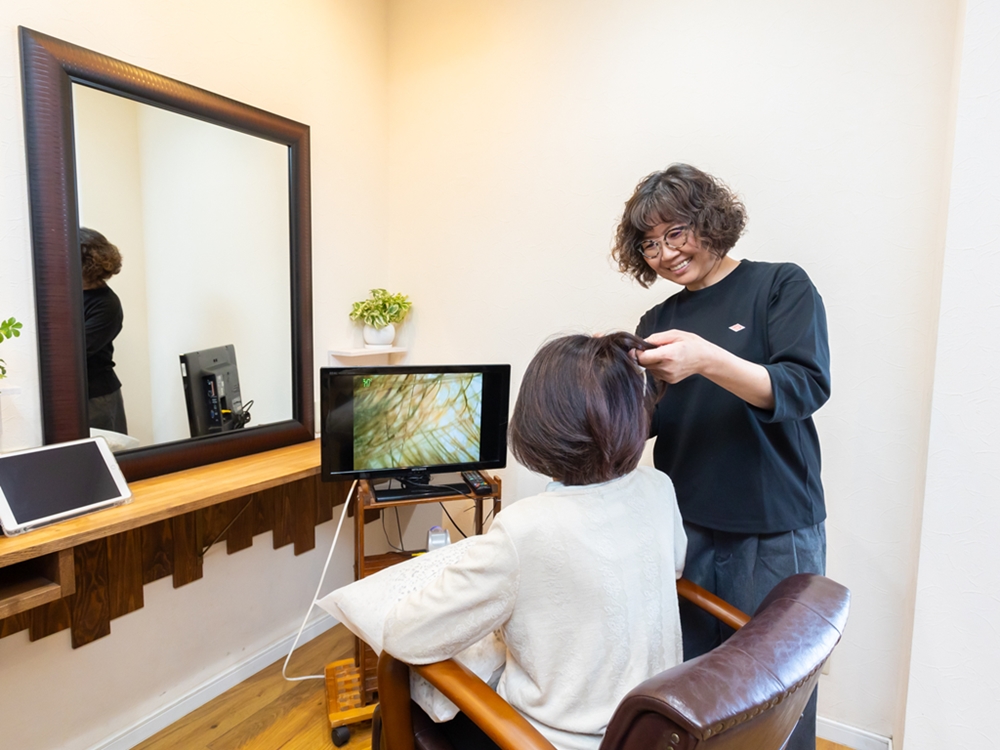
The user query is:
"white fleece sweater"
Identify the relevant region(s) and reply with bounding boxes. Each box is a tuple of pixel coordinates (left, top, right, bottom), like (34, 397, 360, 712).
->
(382, 466, 687, 750)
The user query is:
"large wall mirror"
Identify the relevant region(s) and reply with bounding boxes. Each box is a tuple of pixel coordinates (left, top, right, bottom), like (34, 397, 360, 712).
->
(19, 27, 313, 481)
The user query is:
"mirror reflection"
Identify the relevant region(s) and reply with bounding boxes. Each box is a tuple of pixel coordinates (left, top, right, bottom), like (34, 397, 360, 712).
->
(72, 83, 293, 449)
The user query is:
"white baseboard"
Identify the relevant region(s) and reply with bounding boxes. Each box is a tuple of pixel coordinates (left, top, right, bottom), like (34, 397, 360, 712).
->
(818, 717, 893, 750)
(89, 615, 339, 750)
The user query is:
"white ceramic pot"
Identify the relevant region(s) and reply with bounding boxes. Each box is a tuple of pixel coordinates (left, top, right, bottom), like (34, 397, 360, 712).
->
(362, 323, 396, 349)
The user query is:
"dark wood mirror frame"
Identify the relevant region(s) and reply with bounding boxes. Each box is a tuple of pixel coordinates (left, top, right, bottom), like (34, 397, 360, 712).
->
(19, 26, 314, 481)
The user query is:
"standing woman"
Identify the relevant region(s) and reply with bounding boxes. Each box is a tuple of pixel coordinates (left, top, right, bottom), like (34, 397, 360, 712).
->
(612, 164, 830, 750)
(80, 227, 128, 435)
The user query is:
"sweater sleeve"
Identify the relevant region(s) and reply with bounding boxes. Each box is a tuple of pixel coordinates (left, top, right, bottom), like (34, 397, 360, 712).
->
(673, 499, 687, 580)
(382, 521, 519, 664)
(754, 270, 831, 423)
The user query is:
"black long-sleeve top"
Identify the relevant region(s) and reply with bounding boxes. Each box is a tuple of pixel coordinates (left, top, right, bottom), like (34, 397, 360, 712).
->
(83, 285, 123, 398)
(636, 260, 831, 534)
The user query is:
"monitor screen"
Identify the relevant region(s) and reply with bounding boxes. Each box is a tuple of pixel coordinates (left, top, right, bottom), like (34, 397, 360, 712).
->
(320, 364, 510, 482)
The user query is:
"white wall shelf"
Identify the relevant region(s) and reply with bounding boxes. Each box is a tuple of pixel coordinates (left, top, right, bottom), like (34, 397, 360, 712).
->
(328, 347, 407, 363)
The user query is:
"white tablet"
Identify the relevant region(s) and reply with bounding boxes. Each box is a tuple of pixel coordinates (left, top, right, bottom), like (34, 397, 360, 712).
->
(0, 437, 132, 536)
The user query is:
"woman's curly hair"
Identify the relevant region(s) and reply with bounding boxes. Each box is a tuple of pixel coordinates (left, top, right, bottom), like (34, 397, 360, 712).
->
(80, 227, 122, 287)
(611, 164, 747, 288)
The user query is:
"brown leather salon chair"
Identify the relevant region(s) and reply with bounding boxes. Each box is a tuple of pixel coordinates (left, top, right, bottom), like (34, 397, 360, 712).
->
(374, 573, 850, 750)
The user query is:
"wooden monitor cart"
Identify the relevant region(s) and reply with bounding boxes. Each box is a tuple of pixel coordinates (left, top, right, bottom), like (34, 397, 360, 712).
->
(352, 475, 502, 704)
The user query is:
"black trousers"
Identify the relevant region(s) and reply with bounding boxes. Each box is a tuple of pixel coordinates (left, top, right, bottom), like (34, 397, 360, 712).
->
(438, 711, 502, 750)
(679, 520, 827, 750)
(88, 388, 128, 434)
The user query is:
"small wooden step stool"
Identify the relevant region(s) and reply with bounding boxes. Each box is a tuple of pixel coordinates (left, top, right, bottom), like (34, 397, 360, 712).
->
(325, 658, 377, 746)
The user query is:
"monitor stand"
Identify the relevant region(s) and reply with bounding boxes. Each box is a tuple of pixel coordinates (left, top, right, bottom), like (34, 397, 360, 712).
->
(370, 469, 468, 503)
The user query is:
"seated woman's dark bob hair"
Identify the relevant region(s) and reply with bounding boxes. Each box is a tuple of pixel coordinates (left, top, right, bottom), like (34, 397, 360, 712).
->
(508, 332, 661, 486)
(612, 163, 747, 288)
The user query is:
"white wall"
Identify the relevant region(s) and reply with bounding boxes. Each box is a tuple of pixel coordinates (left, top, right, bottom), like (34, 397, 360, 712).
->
(0, 1, 389, 748)
(903, 2, 1000, 748)
(384, 0, 963, 744)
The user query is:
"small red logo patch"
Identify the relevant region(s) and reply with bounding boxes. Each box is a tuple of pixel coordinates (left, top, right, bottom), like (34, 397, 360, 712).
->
(729, 324, 745, 332)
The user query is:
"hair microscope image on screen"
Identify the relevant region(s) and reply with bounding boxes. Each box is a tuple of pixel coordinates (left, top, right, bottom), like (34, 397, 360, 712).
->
(353, 372, 483, 469)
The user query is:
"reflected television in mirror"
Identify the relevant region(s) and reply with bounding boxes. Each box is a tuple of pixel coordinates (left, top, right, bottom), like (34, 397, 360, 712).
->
(180, 345, 252, 438)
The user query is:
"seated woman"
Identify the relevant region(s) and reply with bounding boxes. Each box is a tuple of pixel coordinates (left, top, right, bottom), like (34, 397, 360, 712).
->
(382, 332, 687, 750)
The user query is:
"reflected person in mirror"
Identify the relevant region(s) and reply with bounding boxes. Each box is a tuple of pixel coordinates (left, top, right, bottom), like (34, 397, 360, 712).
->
(80, 227, 128, 435)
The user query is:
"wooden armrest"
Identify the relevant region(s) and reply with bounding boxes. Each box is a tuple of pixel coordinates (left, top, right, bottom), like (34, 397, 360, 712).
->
(677, 577, 750, 630)
(377, 650, 415, 750)
(377, 650, 556, 750)
(414, 659, 556, 750)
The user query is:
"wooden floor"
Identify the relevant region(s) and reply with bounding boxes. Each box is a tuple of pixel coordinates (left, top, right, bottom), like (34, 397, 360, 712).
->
(135, 624, 370, 750)
(135, 623, 852, 750)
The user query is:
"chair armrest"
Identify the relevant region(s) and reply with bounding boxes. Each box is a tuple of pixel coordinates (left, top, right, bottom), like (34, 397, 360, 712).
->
(677, 578, 750, 630)
(377, 650, 416, 750)
(414, 659, 556, 750)
(377, 650, 556, 750)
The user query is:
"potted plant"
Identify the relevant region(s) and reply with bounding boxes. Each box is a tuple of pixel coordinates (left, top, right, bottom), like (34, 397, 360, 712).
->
(0, 317, 22, 379)
(349, 289, 412, 349)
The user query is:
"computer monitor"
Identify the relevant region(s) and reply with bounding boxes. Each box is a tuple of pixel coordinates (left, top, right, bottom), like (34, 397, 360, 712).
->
(180, 344, 248, 438)
(320, 364, 510, 497)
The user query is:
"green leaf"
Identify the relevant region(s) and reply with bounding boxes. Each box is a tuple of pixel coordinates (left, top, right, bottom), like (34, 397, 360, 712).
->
(349, 289, 411, 327)
(0, 317, 22, 343)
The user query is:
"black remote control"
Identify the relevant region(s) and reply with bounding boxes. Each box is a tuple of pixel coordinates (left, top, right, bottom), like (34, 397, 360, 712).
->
(461, 470, 492, 496)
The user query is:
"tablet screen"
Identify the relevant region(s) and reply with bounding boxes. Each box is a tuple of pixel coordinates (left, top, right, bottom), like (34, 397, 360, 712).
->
(0, 440, 123, 524)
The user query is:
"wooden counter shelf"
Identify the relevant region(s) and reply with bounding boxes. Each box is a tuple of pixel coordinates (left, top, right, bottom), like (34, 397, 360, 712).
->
(0, 439, 350, 648)
(0, 439, 323, 568)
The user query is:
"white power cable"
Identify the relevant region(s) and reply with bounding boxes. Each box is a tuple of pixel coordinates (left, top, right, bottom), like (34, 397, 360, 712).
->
(281, 479, 357, 682)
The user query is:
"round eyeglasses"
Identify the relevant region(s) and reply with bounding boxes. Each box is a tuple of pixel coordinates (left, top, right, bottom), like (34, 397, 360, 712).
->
(637, 225, 690, 259)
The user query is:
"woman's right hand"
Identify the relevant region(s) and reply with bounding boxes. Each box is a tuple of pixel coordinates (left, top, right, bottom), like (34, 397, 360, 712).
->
(638, 330, 775, 410)
(635, 330, 714, 384)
